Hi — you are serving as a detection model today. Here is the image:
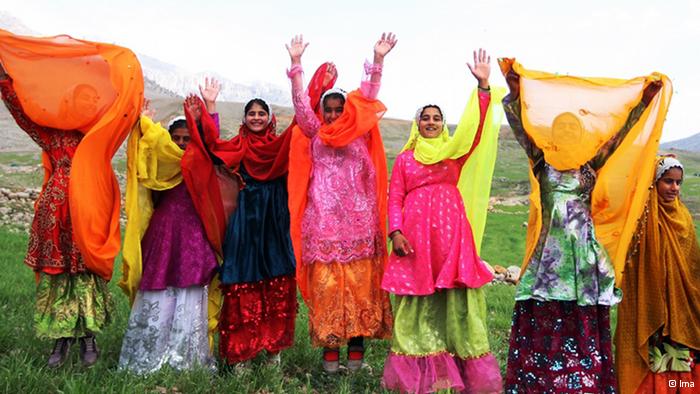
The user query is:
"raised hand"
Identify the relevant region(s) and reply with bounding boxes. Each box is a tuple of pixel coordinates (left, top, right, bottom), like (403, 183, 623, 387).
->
(323, 63, 337, 88)
(467, 48, 491, 89)
(374, 32, 398, 60)
(642, 80, 663, 106)
(199, 77, 221, 104)
(286, 35, 309, 64)
(141, 98, 156, 119)
(185, 94, 202, 122)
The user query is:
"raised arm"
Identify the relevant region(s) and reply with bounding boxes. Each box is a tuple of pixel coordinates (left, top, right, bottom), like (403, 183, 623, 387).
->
(588, 80, 662, 170)
(457, 48, 493, 165)
(286, 35, 322, 138)
(502, 69, 544, 166)
(360, 32, 397, 99)
(199, 77, 222, 133)
(0, 63, 53, 147)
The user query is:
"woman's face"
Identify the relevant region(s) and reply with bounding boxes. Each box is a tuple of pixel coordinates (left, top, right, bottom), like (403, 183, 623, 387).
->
(656, 167, 683, 202)
(418, 107, 443, 138)
(244, 103, 270, 133)
(552, 112, 583, 146)
(323, 97, 344, 125)
(171, 127, 191, 150)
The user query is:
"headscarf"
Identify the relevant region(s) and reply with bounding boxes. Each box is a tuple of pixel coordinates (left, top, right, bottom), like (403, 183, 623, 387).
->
(655, 156, 683, 181)
(615, 156, 700, 393)
(0, 28, 144, 281)
(498, 58, 673, 285)
(401, 87, 506, 251)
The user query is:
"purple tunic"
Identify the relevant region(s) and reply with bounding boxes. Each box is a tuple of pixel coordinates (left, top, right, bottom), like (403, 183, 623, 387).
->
(139, 183, 218, 290)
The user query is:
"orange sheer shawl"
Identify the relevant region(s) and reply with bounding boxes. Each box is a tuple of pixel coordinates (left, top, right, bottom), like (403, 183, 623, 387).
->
(288, 90, 388, 301)
(498, 59, 672, 286)
(0, 29, 144, 280)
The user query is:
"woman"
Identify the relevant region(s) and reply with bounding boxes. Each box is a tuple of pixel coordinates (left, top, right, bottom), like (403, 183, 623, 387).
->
(285, 33, 396, 372)
(0, 31, 143, 368)
(616, 155, 700, 393)
(381, 49, 504, 394)
(500, 59, 669, 393)
(118, 96, 219, 374)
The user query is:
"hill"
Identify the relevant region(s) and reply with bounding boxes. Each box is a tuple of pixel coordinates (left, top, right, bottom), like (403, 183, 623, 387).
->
(660, 132, 700, 152)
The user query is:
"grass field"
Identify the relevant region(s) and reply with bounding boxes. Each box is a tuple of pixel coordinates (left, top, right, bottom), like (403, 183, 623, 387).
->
(0, 224, 518, 394)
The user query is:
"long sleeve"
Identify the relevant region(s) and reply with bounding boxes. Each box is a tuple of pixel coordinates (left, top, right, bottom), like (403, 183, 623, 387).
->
(360, 60, 382, 99)
(588, 101, 648, 171)
(503, 94, 544, 165)
(288, 67, 321, 138)
(0, 78, 53, 148)
(388, 153, 406, 234)
(457, 90, 491, 166)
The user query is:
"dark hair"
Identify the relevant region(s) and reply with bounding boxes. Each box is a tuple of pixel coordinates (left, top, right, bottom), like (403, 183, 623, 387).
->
(168, 119, 188, 134)
(322, 93, 346, 108)
(244, 98, 270, 115)
(420, 105, 443, 119)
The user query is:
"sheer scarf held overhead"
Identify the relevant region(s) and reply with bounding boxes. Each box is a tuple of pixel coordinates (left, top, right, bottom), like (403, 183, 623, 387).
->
(616, 162, 700, 393)
(498, 59, 672, 285)
(401, 87, 506, 252)
(0, 29, 144, 280)
(290, 89, 389, 302)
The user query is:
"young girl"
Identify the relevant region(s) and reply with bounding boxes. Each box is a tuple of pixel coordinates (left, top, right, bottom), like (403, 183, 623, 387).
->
(382, 49, 504, 394)
(616, 155, 700, 393)
(500, 59, 670, 393)
(118, 96, 220, 374)
(286, 33, 396, 372)
(0, 31, 142, 368)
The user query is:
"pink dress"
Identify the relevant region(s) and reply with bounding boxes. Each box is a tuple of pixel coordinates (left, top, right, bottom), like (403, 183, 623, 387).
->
(382, 93, 494, 295)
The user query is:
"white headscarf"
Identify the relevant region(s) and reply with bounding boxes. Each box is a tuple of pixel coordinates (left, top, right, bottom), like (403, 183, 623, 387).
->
(167, 115, 186, 130)
(655, 156, 684, 181)
(321, 88, 347, 105)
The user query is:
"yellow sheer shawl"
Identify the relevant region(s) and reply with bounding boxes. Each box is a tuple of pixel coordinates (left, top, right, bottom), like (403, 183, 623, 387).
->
(119, 115, 222, 347)
(400, 87, 506, 252)
(499, 59, 672, 285)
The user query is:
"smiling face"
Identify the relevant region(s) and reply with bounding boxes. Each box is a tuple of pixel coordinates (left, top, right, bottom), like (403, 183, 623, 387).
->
(551, 112, 583, 146)
(656, 167, 683, 202)
(244, 102, 270, 133)
(417, 106, 444, 138)
(323, 95, 345, 125)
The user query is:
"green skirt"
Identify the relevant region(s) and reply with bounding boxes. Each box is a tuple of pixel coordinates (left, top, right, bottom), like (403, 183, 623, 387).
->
(390, 287, 491, 357)
(34, 272, 113, 339)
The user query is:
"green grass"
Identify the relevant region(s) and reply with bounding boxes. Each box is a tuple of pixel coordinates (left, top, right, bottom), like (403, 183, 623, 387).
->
(0, 225, 516, 393)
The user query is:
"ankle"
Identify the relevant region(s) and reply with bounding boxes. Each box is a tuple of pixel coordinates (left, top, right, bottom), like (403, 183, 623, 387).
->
(322, 348, 339, 362)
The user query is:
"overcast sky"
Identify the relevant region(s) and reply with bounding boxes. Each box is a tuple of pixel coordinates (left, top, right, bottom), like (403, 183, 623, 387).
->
(3, 0, 698, 141)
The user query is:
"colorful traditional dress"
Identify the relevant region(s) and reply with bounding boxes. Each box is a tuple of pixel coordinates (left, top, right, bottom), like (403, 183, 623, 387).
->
(287, 63, 392, 348)
(616, 157, 700, 393)
(1, 78, 113, 338)
(118, 116, 219, 373)
(381, 89, 505, 394)
(504, 92, 649, 393)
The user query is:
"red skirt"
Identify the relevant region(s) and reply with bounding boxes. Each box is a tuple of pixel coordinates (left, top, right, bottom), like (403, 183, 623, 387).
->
(505, 299, 618, 393)
(218, 274, 297, 363)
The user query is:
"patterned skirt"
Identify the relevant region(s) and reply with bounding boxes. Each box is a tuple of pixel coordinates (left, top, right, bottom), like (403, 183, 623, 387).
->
(34, 272, 112, 339)
(382, 288, 502, 394)
(505, 300, 617, 393)
(119, 286, 213, 374)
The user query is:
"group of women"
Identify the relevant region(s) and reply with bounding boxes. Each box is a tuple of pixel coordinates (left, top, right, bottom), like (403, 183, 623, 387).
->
(1, 26, 699, 393)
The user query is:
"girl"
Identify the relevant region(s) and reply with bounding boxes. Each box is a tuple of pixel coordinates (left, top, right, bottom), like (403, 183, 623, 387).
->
(381, 49, 504, 393)
(286, 33, 396, 372)
(616, 155, 700, 393)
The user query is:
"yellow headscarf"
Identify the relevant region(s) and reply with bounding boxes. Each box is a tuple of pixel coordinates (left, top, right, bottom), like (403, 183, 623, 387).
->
(120, 115, 222, 349)
(401, 86, 506, 252)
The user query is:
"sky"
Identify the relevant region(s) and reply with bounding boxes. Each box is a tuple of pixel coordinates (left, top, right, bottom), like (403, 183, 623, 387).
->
(3, 0, 699, 141)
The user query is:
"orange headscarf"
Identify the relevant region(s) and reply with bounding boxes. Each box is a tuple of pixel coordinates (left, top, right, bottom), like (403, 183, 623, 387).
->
(0, 29, 144, 281)
(289, 89, 388, 301)
(616, 157, 700, 393)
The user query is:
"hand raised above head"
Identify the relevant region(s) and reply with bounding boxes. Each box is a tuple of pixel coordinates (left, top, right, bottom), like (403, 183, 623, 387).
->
(199, 77, 221, 104)
(467, 48, 491, 89)
(141, 98, 156, 119)
(286, 35, 309, 63)
(184, 94, 202, 121)
(642, 80, 663, 106)
(374, 32, 398, 59)
(322, 63, 337, 88)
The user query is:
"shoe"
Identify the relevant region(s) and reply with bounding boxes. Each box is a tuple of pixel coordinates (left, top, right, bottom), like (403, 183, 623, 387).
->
(79, 335, 99, 367)
(322, 348, 340, 373)
(47, 337, 74, 368)
(347, 345, 364, 372)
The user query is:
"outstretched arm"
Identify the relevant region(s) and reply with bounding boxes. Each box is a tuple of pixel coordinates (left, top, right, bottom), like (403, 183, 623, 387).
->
(0, 62, 53, 147)
(457, 48, 492, 165)
(588, 80, 662, 170)
(361, 32, 397, 99)
(502, 69, 544, 167)
(286, 34, 321, 137)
